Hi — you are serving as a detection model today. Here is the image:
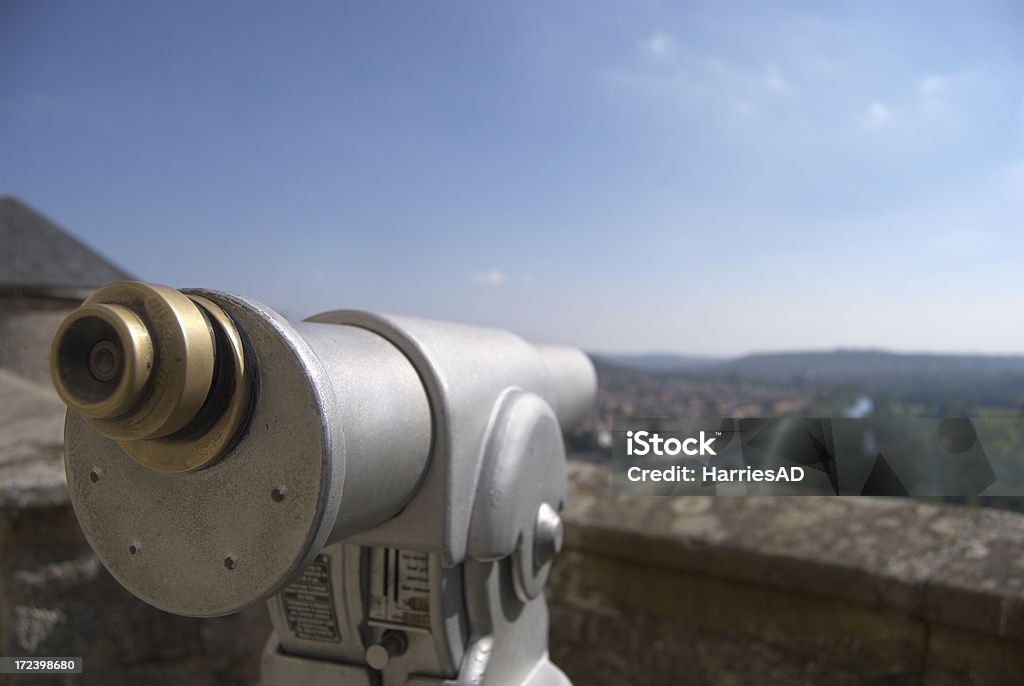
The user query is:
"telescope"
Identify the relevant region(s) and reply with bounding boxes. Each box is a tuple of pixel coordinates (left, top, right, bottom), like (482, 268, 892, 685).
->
(49, 281, 596, 686)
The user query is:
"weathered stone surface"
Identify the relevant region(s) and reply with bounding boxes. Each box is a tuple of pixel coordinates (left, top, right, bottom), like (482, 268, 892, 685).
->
(0, 306, 74, 387)
(547, 460, 1024, 685)
(562, 461, 1024, 626)
(925, 625, 1023, 686)
(922, 506, 1024, 640)
(549, 598, 922, 686)
(548, 548, 925, 682)
(0, 370, 68, 509)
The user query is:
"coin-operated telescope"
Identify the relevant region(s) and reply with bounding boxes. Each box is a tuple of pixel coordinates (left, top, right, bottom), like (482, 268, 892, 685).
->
(50, 281, 595, 686)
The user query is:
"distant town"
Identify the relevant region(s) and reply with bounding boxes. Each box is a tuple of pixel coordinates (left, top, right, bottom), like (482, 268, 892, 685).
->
(570, 351, 1024, 464)
(572, 360, 812, 454)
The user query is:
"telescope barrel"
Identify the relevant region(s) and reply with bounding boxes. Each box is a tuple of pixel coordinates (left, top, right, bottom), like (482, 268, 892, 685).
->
(534, 344, 598, 432)
(51, 281, 596, 618)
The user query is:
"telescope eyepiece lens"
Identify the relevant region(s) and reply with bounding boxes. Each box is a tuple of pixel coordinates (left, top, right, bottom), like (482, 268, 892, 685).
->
(89, 341, 122, 383)
(51, 307, 150, 417)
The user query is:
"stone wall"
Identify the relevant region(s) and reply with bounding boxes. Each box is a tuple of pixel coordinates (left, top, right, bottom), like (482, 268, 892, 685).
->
(0, 297, 78, 386)
(547, 460, 1024, 686)
(2, 438, 1022, 684)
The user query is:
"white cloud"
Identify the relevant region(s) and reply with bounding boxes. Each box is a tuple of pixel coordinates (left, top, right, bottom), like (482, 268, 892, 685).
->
(763, 64, 789, 92)
(861, 101, 892, 128)
(919, 74, 946, 98)
(641, 31, 673, 58)
(468, 269, 506, 285)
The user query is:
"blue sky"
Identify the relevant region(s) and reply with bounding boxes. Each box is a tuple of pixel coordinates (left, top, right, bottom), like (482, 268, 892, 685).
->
(2, 1, 1021, 355)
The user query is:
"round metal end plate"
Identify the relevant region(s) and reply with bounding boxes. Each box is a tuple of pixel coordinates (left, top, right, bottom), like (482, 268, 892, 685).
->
(64, 294, 338, 617)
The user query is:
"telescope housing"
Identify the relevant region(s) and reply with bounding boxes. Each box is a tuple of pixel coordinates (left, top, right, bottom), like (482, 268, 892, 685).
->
(51, 281, 595, 686)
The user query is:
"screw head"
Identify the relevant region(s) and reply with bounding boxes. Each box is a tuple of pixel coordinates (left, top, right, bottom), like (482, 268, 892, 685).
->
(534, 503, 564, 568)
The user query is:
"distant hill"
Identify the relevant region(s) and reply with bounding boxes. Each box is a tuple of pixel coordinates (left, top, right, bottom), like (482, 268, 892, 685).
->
(592, 349, 1024, 383)
(592, 353, 721, 372)
(707, 350, 1024, 382)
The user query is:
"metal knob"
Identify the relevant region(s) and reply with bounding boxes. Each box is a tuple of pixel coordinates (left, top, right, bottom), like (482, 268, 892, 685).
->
(365, 630, 407, 671)
(533, 502, 564, 569)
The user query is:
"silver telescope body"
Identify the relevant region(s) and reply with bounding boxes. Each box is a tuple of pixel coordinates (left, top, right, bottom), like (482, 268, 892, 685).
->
(51, 281, 595, 686)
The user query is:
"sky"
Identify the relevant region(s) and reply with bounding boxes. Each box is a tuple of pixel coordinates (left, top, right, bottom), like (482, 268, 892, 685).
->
(2, 1, 1021, 356)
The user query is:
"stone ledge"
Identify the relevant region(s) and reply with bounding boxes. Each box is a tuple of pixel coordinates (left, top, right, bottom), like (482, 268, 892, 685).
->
(547, 550, 931, 685)
(561, 460, 1024, 644)
(0, 370, 68, 509)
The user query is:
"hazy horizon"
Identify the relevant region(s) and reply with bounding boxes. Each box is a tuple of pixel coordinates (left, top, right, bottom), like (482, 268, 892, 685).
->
(591, 347, 1024, 361)
(2, 1, 1021, 356)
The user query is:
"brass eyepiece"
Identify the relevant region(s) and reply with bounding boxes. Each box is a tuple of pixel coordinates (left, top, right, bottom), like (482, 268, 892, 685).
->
(51, 281, 251, 472)
(51, 302, 155, 421)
